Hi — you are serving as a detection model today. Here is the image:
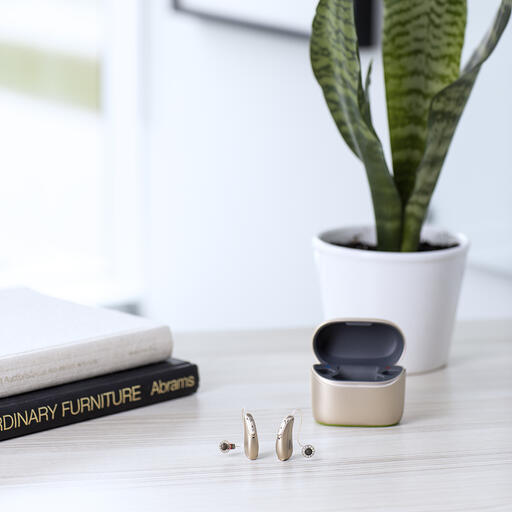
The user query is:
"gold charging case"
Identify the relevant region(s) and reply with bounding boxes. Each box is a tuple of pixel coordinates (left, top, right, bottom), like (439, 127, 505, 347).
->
(311, 319, 406, 427)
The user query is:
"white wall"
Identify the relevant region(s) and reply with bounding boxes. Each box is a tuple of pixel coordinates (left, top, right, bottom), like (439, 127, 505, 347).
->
(142, 0, 512, 331)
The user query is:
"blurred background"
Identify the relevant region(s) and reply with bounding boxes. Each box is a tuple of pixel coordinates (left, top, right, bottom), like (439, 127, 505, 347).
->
(0, 0, 510, 331)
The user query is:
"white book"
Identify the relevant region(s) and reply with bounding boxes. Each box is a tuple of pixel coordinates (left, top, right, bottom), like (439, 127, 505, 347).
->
(0, 288, 173, 398)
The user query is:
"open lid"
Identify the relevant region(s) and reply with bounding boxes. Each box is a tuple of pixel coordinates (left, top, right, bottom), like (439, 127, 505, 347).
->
(313, 319, 405, 368)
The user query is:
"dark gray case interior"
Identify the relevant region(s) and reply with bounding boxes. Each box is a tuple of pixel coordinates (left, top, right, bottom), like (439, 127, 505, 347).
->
(313, 320, 405, 382)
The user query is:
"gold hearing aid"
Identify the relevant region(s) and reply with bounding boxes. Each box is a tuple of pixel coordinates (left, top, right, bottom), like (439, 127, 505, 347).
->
(276, 410, 315, 461)
(276, 414, 294, 461)
(242, 410, 259, 460)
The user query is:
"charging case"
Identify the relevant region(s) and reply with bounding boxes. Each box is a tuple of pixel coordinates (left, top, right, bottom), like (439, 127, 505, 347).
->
(311, 319, 406, 426)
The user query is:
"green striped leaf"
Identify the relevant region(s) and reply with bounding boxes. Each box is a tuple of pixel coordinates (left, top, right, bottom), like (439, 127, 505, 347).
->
(310, 0, 402, 251)
(401, 0, 512, 251)
(383, 0, 467, 204)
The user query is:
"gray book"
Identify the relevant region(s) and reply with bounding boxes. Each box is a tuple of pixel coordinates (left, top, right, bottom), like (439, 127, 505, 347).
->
(0, 288, 173, 398)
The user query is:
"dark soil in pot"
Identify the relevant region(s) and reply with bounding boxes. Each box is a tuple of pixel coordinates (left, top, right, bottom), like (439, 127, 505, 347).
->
(331, 239, 459, 252)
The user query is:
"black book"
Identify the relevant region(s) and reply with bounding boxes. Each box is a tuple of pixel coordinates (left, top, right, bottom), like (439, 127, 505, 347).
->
(0, 358, 199, 442)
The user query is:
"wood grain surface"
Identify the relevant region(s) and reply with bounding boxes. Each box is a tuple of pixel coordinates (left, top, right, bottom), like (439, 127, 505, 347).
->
(1, 319, 511, 511)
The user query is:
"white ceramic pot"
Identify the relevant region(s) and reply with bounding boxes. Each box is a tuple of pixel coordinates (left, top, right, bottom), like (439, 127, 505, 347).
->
(313, 225, 469, 374)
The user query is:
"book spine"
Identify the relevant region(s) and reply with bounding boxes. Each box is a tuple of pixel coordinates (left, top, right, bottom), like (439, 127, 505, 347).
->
(0, 362, 198, 442)
(0, 325, 173, 398)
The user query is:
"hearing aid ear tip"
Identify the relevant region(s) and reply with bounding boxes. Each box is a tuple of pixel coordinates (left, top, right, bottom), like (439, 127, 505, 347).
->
(219, 440, 236, 453)
(302, 445, 315, 458)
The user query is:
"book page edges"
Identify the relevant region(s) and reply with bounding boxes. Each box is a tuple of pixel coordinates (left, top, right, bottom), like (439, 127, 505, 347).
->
(0, 325, 173, 398)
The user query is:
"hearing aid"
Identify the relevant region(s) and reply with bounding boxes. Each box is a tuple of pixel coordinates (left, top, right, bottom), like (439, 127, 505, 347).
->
(243, 410, 259, 460)
(276, 414, 294, 461)
(276, 410, 315, 461)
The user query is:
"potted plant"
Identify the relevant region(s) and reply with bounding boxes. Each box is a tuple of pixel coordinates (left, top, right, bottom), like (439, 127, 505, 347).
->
(310, 0, 511, 373)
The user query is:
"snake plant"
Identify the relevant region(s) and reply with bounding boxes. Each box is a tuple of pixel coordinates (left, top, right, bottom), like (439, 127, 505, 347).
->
(311, 0, 511, 251)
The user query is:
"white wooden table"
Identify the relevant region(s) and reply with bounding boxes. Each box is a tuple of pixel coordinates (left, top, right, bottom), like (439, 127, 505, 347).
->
(1, 320, 511, 511)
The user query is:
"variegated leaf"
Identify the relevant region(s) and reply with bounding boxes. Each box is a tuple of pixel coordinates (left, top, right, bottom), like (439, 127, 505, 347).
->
(311, 0, 402, 250)
(401, 0, 511, 251)
(383, 0, 467, 204)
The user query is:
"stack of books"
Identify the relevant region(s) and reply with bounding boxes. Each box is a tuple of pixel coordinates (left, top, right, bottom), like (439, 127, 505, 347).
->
(0, 288, 199, 442)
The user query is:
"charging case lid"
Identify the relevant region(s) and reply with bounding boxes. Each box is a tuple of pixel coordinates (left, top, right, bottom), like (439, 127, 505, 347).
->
(313, 319, 405, 367)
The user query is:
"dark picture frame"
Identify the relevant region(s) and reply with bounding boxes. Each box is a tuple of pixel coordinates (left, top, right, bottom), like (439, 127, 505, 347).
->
(172, 0, 375, 47)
